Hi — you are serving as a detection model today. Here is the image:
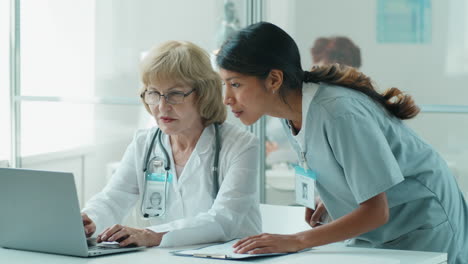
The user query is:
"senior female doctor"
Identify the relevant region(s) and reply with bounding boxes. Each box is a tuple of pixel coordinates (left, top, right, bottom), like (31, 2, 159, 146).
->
(81, 41, 261, 248)
(216, 22, 468, 264)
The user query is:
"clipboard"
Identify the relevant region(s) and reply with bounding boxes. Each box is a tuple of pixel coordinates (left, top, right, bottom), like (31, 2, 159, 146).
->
(171, 239, 290, 260)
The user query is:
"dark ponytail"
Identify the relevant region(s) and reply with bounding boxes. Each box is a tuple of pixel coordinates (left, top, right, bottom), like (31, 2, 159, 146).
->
(217, 22, 420, 120)
(305, 64, 420, 119)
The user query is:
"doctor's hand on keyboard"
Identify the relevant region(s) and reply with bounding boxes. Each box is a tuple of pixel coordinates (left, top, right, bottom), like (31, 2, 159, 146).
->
(97, 224, 167, 247)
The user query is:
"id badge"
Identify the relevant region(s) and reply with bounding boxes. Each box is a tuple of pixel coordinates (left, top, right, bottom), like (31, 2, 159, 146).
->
(294, 165, 317, 209)
(141, 165, 173, 218)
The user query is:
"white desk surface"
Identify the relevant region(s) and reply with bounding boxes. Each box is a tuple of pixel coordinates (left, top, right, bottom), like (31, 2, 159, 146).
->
(0, 242, 447, 264)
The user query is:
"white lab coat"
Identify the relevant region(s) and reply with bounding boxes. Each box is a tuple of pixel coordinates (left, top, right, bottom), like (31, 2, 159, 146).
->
(82, 122, 261, 247)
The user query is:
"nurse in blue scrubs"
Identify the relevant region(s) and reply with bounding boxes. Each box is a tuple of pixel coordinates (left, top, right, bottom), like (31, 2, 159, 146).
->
(216, 22, 468, 264)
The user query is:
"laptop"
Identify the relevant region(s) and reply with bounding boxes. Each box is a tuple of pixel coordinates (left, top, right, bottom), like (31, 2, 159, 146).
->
(0, 168, 145, 257)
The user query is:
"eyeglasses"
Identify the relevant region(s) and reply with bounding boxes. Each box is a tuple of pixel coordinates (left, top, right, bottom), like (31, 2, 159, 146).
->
(141, 88, 195, 105)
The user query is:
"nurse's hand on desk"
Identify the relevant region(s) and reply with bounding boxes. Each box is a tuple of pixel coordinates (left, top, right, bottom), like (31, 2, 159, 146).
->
(97, 224, 165, 247)
(233, 233, 303, 254)
(305, 199, 327, 227)
(81, 213, 96, 237)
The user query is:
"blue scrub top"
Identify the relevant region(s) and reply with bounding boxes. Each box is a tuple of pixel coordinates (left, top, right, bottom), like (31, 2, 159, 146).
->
(282, 83, 468, 264)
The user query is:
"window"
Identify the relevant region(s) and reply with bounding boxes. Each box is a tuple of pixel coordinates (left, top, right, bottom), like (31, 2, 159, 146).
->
(20, 0, 95, 155)
(0, 0, 10, 162)
(11, 0, 241, 207)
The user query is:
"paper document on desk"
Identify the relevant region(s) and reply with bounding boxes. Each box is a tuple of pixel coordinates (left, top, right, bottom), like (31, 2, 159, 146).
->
(172, 239, 289, 259)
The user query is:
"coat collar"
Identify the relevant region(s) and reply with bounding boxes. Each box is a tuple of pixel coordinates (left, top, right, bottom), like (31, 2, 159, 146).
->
(192, 123, 216, 156)
(158, 124, 216, 159)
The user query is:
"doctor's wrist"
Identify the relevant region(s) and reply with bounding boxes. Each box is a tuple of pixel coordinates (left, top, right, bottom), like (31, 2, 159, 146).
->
(144, 229, 166, 247)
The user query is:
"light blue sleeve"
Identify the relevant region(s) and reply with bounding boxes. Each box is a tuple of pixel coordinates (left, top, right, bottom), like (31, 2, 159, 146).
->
(325, 114, 404, 204)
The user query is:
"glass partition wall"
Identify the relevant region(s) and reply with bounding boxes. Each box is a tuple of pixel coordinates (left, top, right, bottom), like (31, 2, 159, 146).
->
(6, 0, 254, 206)
(5, 0, 468, 209)
(262, 0, 468, 205)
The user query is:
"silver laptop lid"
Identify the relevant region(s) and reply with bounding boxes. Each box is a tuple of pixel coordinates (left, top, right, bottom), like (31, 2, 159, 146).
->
(0, 168, 89, 257)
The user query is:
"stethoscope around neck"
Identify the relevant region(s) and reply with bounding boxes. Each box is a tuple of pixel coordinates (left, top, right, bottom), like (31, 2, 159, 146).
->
(141, 123, 221, 218)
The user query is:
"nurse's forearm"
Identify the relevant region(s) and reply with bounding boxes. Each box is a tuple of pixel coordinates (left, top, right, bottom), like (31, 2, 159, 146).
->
(296, 192, 389, 249)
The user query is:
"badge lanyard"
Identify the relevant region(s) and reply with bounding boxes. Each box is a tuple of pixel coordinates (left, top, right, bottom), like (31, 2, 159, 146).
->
(292, 84, 319, 210)
(140, 124, 221, 218)
(141, 129, 171, 218)
(294, 142, 317, 210)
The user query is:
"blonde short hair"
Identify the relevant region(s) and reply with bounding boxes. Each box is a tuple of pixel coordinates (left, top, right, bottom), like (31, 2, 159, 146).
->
(140, 41, 226, 126)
